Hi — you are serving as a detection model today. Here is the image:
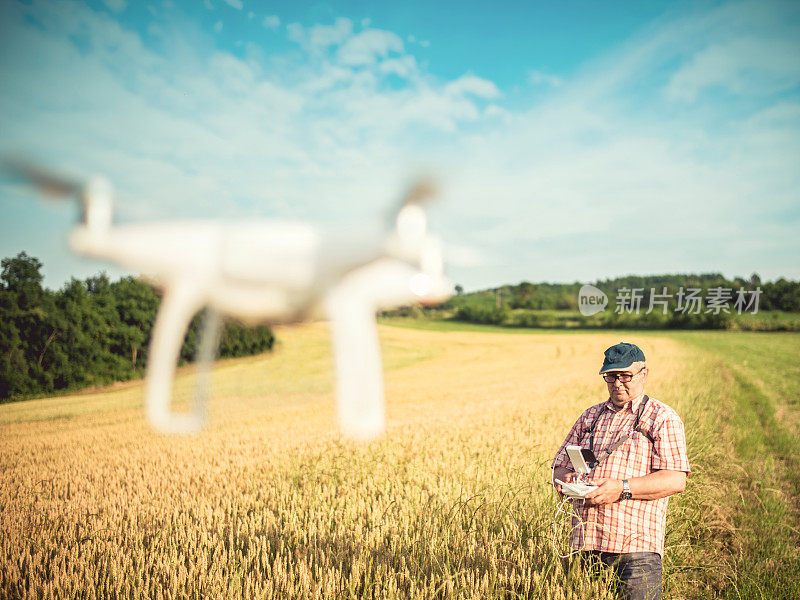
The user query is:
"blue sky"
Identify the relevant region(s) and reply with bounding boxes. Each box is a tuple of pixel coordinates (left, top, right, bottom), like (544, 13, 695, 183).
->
(1, 0, 799, 291)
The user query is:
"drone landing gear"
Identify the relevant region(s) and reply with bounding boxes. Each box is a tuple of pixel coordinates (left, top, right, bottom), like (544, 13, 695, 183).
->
(145, 282, 214, 434)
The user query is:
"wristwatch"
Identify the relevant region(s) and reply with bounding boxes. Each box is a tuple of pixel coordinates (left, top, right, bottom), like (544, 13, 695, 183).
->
(620, 479, 632, 501)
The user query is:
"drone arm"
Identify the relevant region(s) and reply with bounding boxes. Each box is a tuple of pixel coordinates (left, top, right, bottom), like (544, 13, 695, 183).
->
(145, 281, 206, 434)
(193, 308, 222, 416)
(325, 281, 385, 441)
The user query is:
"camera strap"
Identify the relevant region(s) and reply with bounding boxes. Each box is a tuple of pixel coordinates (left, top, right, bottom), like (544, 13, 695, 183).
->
(588, 395, 653, 467)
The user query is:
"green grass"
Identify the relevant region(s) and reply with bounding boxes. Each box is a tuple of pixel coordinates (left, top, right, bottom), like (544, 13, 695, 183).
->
(389, 307, 800, 332)
(378, 315, 608, 335)
(675, 331, 800, 599)
(730, 310, 800, 331)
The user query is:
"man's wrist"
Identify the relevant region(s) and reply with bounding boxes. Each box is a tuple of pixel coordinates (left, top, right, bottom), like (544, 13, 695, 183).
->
(619, 479, 632, 501)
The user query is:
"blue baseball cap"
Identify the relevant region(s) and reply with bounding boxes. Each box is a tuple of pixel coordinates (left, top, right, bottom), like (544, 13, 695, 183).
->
(599, 342, 646, 374)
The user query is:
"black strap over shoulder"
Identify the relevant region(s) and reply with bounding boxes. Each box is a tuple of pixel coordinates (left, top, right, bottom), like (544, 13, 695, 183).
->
(587, 395, 654, 467)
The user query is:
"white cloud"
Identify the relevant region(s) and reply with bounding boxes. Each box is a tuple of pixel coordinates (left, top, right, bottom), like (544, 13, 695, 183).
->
(288, 18, 353, 53)
(147, 23, 165, 39)
(263, 15, 280, 30)
(744, 101, 800, 127)
(484, 104, 509, 119)
(528, 69, 563, 88)
(213, 21, 223, 33)
(222, 0, 243, 10)
(445, 243, 494, 268)
(337, 29, 404, 66)
(204, 0, 213, 9)
(666, 36, 800, 102)
(378, 56, 417, 78)
(445, 74, 500, 99)
(101, 0, 127, 13)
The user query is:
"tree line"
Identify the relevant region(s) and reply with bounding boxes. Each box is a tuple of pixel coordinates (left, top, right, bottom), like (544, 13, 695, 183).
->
(0, 252, 274, 402)
(411, 272, 800, 330)
(495, 273, 799, 312)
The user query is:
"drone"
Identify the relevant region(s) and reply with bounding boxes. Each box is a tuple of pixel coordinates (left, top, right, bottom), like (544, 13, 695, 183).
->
(6, 159, 452, 440)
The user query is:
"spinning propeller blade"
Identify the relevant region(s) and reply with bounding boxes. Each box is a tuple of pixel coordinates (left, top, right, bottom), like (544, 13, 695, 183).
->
(2, 156, 113, 230)
(399, 178, 437, 208)
(2, 156, 83, 197)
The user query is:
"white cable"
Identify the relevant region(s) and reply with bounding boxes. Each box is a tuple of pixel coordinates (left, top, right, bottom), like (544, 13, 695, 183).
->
(550, 464, 586, 558)
(551, 495, 588, 559)
(549, 477, 644, 559)
(550, 464, 606, 559)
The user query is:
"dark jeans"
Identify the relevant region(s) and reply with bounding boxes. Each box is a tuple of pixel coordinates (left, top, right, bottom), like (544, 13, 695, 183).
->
(582, 551, 662, 600)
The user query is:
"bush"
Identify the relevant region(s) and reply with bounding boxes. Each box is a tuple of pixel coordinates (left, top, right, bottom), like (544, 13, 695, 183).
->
(513, 312, 539, 328)
(454, 305, 509, 325)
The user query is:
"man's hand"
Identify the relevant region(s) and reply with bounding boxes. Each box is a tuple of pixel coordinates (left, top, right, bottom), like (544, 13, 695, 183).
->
(584, 478, 623, 505)
(552, 467, 580, 495)
(558, 471, 579, 494)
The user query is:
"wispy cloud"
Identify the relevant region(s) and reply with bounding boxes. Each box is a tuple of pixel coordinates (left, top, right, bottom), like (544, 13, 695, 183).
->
(445, 74, 500, 99)
(101, 0, 127, 13)
(287, 17, 353, 53)
(528, 70, 563, 88)
(263, 15, 280, 30)
(337, 29, 404, 66)
(666, 36, 800, 102)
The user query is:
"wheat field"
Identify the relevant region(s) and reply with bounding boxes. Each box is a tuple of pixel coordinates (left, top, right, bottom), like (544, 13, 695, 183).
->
(1, 324, 711, 599)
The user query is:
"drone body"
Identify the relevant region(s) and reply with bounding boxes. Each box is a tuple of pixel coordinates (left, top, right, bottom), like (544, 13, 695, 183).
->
(11, 165, 451, 439)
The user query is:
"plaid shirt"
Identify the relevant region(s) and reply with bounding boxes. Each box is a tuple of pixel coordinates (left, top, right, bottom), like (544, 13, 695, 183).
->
(552, 394, 690, 556)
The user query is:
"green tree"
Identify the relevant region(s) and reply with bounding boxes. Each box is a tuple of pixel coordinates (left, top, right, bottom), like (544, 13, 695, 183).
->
(0, 252, 55, 397)
(0, 253, 278, 401)
(0, 290, 28, 397)
(50, 279, 100, 388)
(112, 277, 159, 370)
(1, 251, 45, 309)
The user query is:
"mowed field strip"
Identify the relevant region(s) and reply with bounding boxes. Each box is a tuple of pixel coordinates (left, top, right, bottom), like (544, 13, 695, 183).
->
(1, 324, 797, 599)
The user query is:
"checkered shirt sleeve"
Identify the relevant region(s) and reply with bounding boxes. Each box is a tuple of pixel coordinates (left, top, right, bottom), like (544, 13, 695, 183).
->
(651, 408, 690, 471)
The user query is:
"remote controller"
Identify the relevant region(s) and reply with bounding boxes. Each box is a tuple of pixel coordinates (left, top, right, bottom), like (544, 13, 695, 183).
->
(555, 479, 597, 498)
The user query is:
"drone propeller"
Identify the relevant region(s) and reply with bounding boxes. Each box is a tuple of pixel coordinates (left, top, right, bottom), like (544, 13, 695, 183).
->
(2, 156, 84, 197)
(385, 177, 442, 275)
(399, 178, 437, 208)
(2, 156, 113, 231)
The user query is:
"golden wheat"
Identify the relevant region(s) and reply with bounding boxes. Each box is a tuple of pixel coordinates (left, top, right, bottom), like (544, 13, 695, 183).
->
(1, 325, 695, 599)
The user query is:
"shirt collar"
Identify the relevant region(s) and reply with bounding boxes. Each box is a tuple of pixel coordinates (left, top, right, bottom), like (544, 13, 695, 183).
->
(605, 392, 646, 413)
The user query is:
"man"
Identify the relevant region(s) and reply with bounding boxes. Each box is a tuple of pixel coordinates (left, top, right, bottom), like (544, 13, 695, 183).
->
(551, 342, 690, 600)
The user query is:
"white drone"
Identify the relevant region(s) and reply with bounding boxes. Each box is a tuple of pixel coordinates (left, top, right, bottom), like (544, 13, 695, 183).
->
(7, 160, 452, 440)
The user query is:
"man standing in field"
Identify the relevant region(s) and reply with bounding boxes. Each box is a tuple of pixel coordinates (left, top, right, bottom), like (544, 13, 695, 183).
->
(551, 342, 690, 600)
